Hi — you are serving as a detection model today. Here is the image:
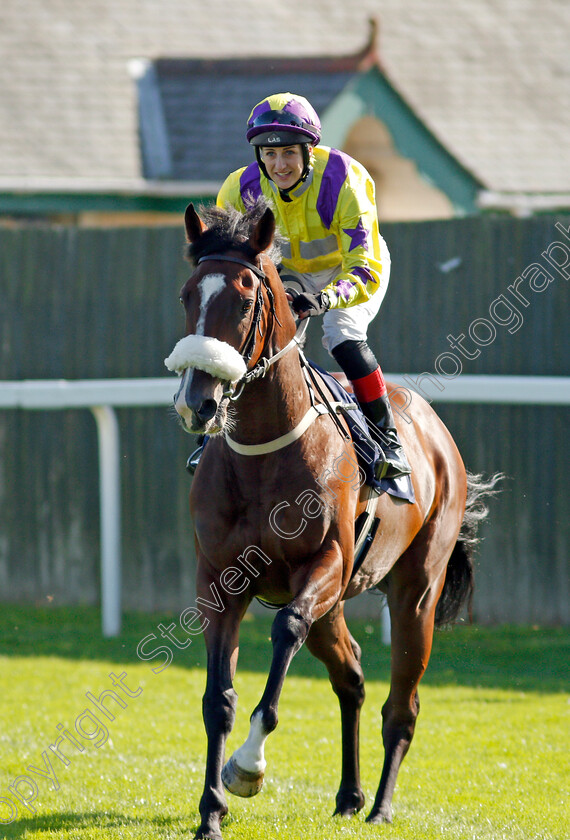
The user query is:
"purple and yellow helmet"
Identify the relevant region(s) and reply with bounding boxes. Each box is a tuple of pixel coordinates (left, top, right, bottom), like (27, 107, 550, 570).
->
(246, 93, 321, 147)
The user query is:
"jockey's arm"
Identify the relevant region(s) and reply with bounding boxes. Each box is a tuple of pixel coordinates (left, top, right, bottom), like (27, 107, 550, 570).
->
(319, 177, 387, 311)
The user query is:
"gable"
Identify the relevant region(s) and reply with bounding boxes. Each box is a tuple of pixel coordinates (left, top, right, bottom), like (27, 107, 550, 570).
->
(320, 67, 482, 216)
(343, 116, 456, 221)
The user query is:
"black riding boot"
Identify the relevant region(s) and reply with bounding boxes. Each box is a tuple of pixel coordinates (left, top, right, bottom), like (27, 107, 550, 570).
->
(186, 435, 206, 475)
(331, 339, 412, 481)
(360, 394, 412, 480)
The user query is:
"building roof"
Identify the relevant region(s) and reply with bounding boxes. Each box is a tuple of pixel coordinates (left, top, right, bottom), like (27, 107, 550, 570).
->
(0, 0, 568, 199)
(139, 33, 483, 217)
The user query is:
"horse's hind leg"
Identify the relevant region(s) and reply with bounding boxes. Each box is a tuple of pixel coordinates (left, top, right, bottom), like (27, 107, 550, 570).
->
(305, 604, 366, 817)
(367, 537, 449, 825)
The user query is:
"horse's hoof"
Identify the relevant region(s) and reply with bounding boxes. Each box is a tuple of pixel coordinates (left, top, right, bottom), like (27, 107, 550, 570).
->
(333, 806, 359, 818)
(366, 806, 393, 824)
(194, 825, 222, 840)
(333, 789, 365, 818)
(221, 754, 264, 797)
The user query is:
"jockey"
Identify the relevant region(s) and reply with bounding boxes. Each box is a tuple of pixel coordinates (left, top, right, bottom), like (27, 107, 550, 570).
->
(188, 92, 411, 480)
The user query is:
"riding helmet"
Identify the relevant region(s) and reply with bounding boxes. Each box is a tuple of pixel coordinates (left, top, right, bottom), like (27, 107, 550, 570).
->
(246, 93, 321, 147)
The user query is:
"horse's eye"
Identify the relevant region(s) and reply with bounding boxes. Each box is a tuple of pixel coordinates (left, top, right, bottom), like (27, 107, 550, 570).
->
(179, 297, 184, 306)
(241, 299, 253, 313)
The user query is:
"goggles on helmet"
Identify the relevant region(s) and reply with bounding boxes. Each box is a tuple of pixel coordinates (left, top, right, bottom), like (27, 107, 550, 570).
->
(246, 109, 320, 146)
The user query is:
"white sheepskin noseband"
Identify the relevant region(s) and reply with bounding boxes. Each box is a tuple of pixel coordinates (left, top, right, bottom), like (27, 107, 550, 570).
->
(164, 334, 247, 382)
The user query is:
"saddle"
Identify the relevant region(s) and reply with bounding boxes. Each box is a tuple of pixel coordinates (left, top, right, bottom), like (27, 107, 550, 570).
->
(306, 361, 415, 579)
(307, 360, 415, 504)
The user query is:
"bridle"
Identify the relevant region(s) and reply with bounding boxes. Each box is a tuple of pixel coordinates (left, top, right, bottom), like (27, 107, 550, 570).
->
(185, 252, 349, 456)
(196, 253, 307, 401)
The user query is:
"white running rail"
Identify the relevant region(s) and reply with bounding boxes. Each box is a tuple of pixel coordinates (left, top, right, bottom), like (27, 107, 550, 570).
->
(1, 375, 569, 637)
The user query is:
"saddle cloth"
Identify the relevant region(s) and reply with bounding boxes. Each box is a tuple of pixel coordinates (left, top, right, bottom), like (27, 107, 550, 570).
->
(309, 360, 415, 504)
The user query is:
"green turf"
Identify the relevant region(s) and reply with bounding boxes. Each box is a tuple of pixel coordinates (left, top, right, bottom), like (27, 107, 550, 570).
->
(0, 605, 568, 839)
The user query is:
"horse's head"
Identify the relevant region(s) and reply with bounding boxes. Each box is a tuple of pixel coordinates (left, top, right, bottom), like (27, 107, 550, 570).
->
(165, 202, 294, 435)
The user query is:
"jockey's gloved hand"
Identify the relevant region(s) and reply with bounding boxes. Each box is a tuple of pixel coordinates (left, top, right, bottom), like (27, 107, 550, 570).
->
(290, 291, 330, 318)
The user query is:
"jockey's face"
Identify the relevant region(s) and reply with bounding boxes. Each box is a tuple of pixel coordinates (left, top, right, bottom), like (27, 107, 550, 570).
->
(260, 144, 309, 190)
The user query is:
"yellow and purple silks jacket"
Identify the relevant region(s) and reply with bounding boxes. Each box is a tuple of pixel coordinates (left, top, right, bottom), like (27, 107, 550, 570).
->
(216, 145, 387, 310)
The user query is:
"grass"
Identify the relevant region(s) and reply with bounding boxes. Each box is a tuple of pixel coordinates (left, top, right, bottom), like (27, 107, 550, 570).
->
(0, 605, 568, 840)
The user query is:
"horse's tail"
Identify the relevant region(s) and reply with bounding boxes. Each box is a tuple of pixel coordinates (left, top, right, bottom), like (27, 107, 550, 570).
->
(435, 471, 504, 628)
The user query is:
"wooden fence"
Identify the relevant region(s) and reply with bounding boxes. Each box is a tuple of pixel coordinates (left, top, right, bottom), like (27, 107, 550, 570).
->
(0, 214, 568, 624)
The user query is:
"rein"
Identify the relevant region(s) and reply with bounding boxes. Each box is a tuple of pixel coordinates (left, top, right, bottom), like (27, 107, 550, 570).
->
(227, 318, 308, 401)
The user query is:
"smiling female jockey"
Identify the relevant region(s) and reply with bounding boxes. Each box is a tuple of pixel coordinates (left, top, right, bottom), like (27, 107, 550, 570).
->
(188, 92, 410, 479)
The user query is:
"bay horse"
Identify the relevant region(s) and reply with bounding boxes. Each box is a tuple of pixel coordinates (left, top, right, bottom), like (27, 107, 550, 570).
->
(166, 202, 497, 840)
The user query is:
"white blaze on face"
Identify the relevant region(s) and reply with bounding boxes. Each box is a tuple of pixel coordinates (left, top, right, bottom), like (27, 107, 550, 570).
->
(196, 273, 226, 336)
(173, 366, 195, 423)
(177, 272, 226, 408)
(231, 711, 268, 774)
(165, 271, 247, 428)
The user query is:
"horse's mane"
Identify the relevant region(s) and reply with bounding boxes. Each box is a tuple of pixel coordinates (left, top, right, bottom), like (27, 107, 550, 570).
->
(187, 200, 283, 267)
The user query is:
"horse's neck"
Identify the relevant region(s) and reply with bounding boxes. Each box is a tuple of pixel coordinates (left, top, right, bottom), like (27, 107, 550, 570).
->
(230, 345, 311, 445)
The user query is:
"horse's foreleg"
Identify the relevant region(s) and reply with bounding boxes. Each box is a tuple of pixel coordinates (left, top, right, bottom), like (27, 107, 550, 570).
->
(195, 570, 248, 840)
(367, 545, 446, 825)
(222, 545, 344, 798)
(305, 604, 366, 817)
(221, 601, 311, 797)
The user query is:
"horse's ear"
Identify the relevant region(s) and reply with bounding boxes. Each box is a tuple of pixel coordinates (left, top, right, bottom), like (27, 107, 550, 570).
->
(184, 203, 207, 243)
(248, 208, 275, 255)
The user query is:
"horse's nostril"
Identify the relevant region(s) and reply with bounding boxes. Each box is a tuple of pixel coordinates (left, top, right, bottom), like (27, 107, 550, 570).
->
(197, 398, 218, 423)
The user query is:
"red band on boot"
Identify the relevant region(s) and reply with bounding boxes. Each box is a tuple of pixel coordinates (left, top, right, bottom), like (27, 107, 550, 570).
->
(351, 367, 387, 403)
